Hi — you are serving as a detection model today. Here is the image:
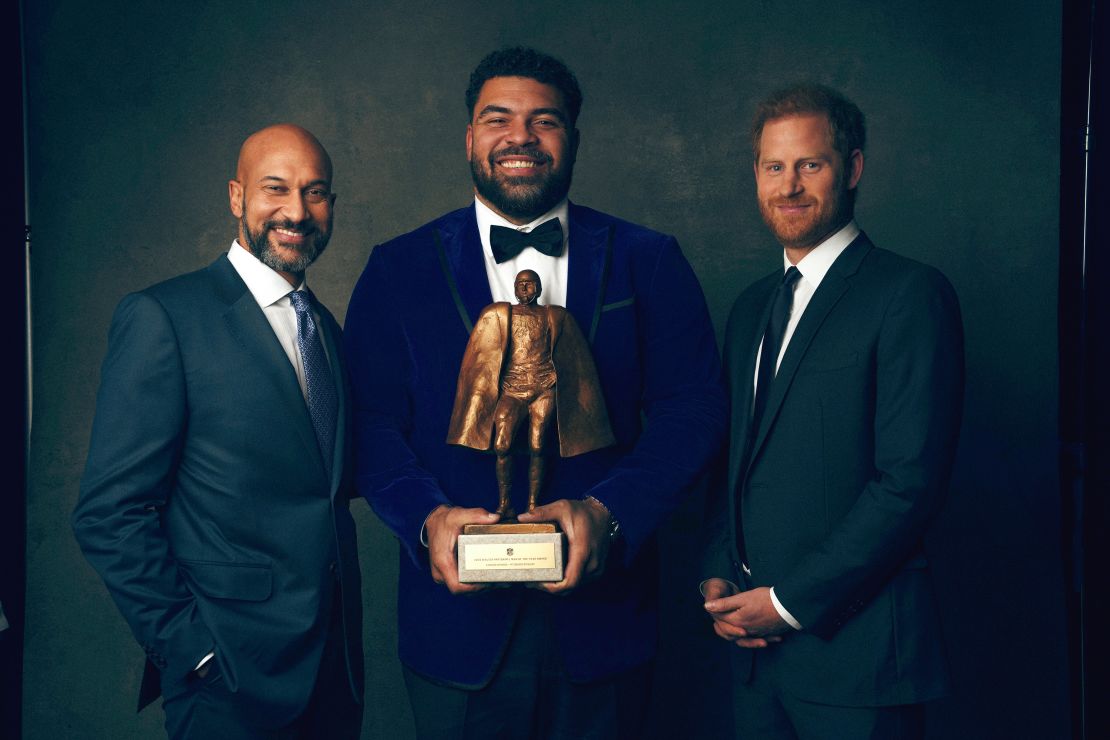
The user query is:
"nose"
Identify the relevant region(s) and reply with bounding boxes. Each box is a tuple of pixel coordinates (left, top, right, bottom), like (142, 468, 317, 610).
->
(780, 169, 803, 197)
(281, 192, 308, 223)
(505, 118, 539, 147)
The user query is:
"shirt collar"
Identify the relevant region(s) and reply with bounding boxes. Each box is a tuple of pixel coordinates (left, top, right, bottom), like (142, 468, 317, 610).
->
(786, 220, 860, 289)
(474, 197, 570, 258)
(227, 240, 307, 309)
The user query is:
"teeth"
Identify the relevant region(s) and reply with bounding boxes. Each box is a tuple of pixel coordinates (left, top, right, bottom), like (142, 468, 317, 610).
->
(500, 160, 538, 169)
(275, 228, 304, 236)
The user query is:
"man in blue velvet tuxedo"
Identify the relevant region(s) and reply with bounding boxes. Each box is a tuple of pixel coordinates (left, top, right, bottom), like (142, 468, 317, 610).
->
(344, 47, 725, 738)
(73, 124, 363, 739)
(701, 85, 964, 739)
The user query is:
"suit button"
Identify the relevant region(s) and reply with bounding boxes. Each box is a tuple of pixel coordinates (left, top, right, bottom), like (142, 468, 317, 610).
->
(328, 561, 337, 573)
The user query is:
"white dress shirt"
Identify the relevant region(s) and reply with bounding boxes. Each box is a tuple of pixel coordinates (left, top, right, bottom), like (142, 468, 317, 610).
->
(227, 240, 318, 402)
(751, 220, 860, 630)
(474, 197, 570, 306)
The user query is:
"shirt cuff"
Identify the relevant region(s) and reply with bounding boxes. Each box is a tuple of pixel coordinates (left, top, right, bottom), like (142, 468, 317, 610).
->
(769, 586, 803, 630)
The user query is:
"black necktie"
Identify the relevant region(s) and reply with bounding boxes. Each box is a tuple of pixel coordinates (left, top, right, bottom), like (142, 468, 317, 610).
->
(752, 266, 801, 428)
(489, 218, 564, 264)
(288, 290, 338, 477)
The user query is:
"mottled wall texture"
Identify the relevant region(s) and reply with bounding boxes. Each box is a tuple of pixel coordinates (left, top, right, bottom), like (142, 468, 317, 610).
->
(24, 1, 1065, 738)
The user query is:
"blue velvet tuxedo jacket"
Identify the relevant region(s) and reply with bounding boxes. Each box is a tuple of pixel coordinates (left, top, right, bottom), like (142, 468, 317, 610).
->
(344, 203, 726, 687)
(73, 254, 363, 725)
(704, 234, 964, 707)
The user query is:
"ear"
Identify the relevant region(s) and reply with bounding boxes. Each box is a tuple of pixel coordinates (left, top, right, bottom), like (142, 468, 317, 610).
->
(465, 124, 474, 161)
(846, 149, 864, 190)
(228, 179, 244, 218)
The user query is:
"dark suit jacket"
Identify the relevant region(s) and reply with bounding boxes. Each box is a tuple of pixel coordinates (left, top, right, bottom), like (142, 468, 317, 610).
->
(73, 254, 363, 725)
(703, 233, 963, 707)
(344, 203, 725, 687)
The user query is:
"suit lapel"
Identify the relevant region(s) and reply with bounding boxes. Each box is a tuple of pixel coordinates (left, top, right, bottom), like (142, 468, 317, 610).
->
(746, 234, 874, 472)
(565, 203, 612, 337)
(726, 282, 776, 499)
(209, 255, 324, 476)
(436, 206, 494, 330)
(317, 310, 347, 494)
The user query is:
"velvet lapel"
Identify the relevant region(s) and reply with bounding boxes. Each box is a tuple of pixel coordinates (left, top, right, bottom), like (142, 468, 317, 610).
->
(746, 234, 874, 469)
(436, 206, 494, 331)
(209, 255, 324, 475)
(565, 203, 612, 335)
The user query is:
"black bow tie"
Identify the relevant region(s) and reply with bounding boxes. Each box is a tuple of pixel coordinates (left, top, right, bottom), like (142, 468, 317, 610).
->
(489, 218, 564, 264)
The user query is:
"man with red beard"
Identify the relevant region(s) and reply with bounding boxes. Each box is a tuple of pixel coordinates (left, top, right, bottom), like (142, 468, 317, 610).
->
(701, 85, 964, 739)
(74, 124, 363, 739)
(344, 47, 725, 737)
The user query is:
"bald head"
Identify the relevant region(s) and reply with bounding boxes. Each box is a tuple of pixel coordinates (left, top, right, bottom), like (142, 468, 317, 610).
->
(235, 124, 333, 183)
(229, 124, 335, 286)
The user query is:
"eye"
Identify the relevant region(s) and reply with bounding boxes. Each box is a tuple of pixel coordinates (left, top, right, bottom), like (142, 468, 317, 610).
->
(264, 184, 289, 194)
(801, 161, 822, 171)
(533, 118, 559, 128)
(304, 188, 332, 204)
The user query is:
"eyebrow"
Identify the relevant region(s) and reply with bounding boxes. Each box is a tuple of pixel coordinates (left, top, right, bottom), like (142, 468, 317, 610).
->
(476, 105, 566, 123)
(259, 175, 331, 188)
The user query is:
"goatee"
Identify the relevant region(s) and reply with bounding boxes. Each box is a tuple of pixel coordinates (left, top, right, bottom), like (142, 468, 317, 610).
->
(470, 147, 573, 222)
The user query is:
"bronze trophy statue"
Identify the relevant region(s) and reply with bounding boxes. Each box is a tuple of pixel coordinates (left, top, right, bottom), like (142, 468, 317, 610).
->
(447, 269, 614, 581)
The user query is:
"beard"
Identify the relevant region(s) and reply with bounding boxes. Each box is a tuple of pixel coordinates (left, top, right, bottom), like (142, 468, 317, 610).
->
(240, 212, 330, 275)
(759, 184, 854, 250)
(470, 146, 573, 222)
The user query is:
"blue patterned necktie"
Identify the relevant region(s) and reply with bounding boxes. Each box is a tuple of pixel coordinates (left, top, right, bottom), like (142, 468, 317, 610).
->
(288, 290, 338, 476)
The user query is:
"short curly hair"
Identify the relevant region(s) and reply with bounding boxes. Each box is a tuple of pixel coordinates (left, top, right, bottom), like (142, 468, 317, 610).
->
(465, 47, 583, 127)
(751, 83, 866, 164)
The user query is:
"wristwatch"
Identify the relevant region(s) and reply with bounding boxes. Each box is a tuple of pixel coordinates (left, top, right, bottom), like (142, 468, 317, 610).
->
(585, 495, 621, 539)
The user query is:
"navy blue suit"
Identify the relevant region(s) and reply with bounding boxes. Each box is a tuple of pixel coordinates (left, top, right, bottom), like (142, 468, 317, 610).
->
(344, 203, 725, 687)
(73, 254, 363, 726)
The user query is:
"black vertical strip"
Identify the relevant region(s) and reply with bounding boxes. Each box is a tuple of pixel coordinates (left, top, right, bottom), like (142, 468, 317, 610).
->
(434, 229, 474, 335)
(587, 226, 614, 344)
(1061, 1, 1107, 738)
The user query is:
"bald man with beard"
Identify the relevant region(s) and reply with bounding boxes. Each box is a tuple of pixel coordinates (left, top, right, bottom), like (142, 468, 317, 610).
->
(73, 124, 364, 739)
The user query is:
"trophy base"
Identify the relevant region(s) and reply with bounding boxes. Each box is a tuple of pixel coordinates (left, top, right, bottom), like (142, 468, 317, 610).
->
(458, 523, 563, 583)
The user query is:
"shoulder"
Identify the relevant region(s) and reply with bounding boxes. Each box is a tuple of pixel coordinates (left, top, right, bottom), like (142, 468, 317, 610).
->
(728, 270, 779, 320)
(858, 241, 958, 303)
(372, 206, 474, 257)
(121, 256, 231, 319)
(477, 302, 511, 319)
(569, 202, 674, 247)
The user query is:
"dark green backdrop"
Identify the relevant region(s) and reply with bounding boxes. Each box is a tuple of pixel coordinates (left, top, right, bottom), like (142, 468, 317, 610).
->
(23, 1, 1067, 737)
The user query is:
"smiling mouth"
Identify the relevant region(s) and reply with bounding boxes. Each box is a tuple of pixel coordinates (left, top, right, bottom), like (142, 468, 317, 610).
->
(270, 226, 314, 246)
(498, 159, 543, 170)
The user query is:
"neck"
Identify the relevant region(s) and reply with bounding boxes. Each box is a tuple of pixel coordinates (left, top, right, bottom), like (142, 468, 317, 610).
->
(475, 192, 543, 226)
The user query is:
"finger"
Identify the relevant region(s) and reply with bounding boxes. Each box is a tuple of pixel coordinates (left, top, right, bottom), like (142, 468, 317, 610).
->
(704, 594, 746, 613)
(733, 637, 771, 649)
(518, 498, 560, 517)
(449, 507, 499, 526)
(713, 620, 751, 640)
(714, 621, 750, 642)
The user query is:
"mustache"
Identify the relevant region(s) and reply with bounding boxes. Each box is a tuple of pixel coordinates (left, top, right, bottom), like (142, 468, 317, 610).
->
(767, 197, 816, 208)
(488, 146, 553, 165)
